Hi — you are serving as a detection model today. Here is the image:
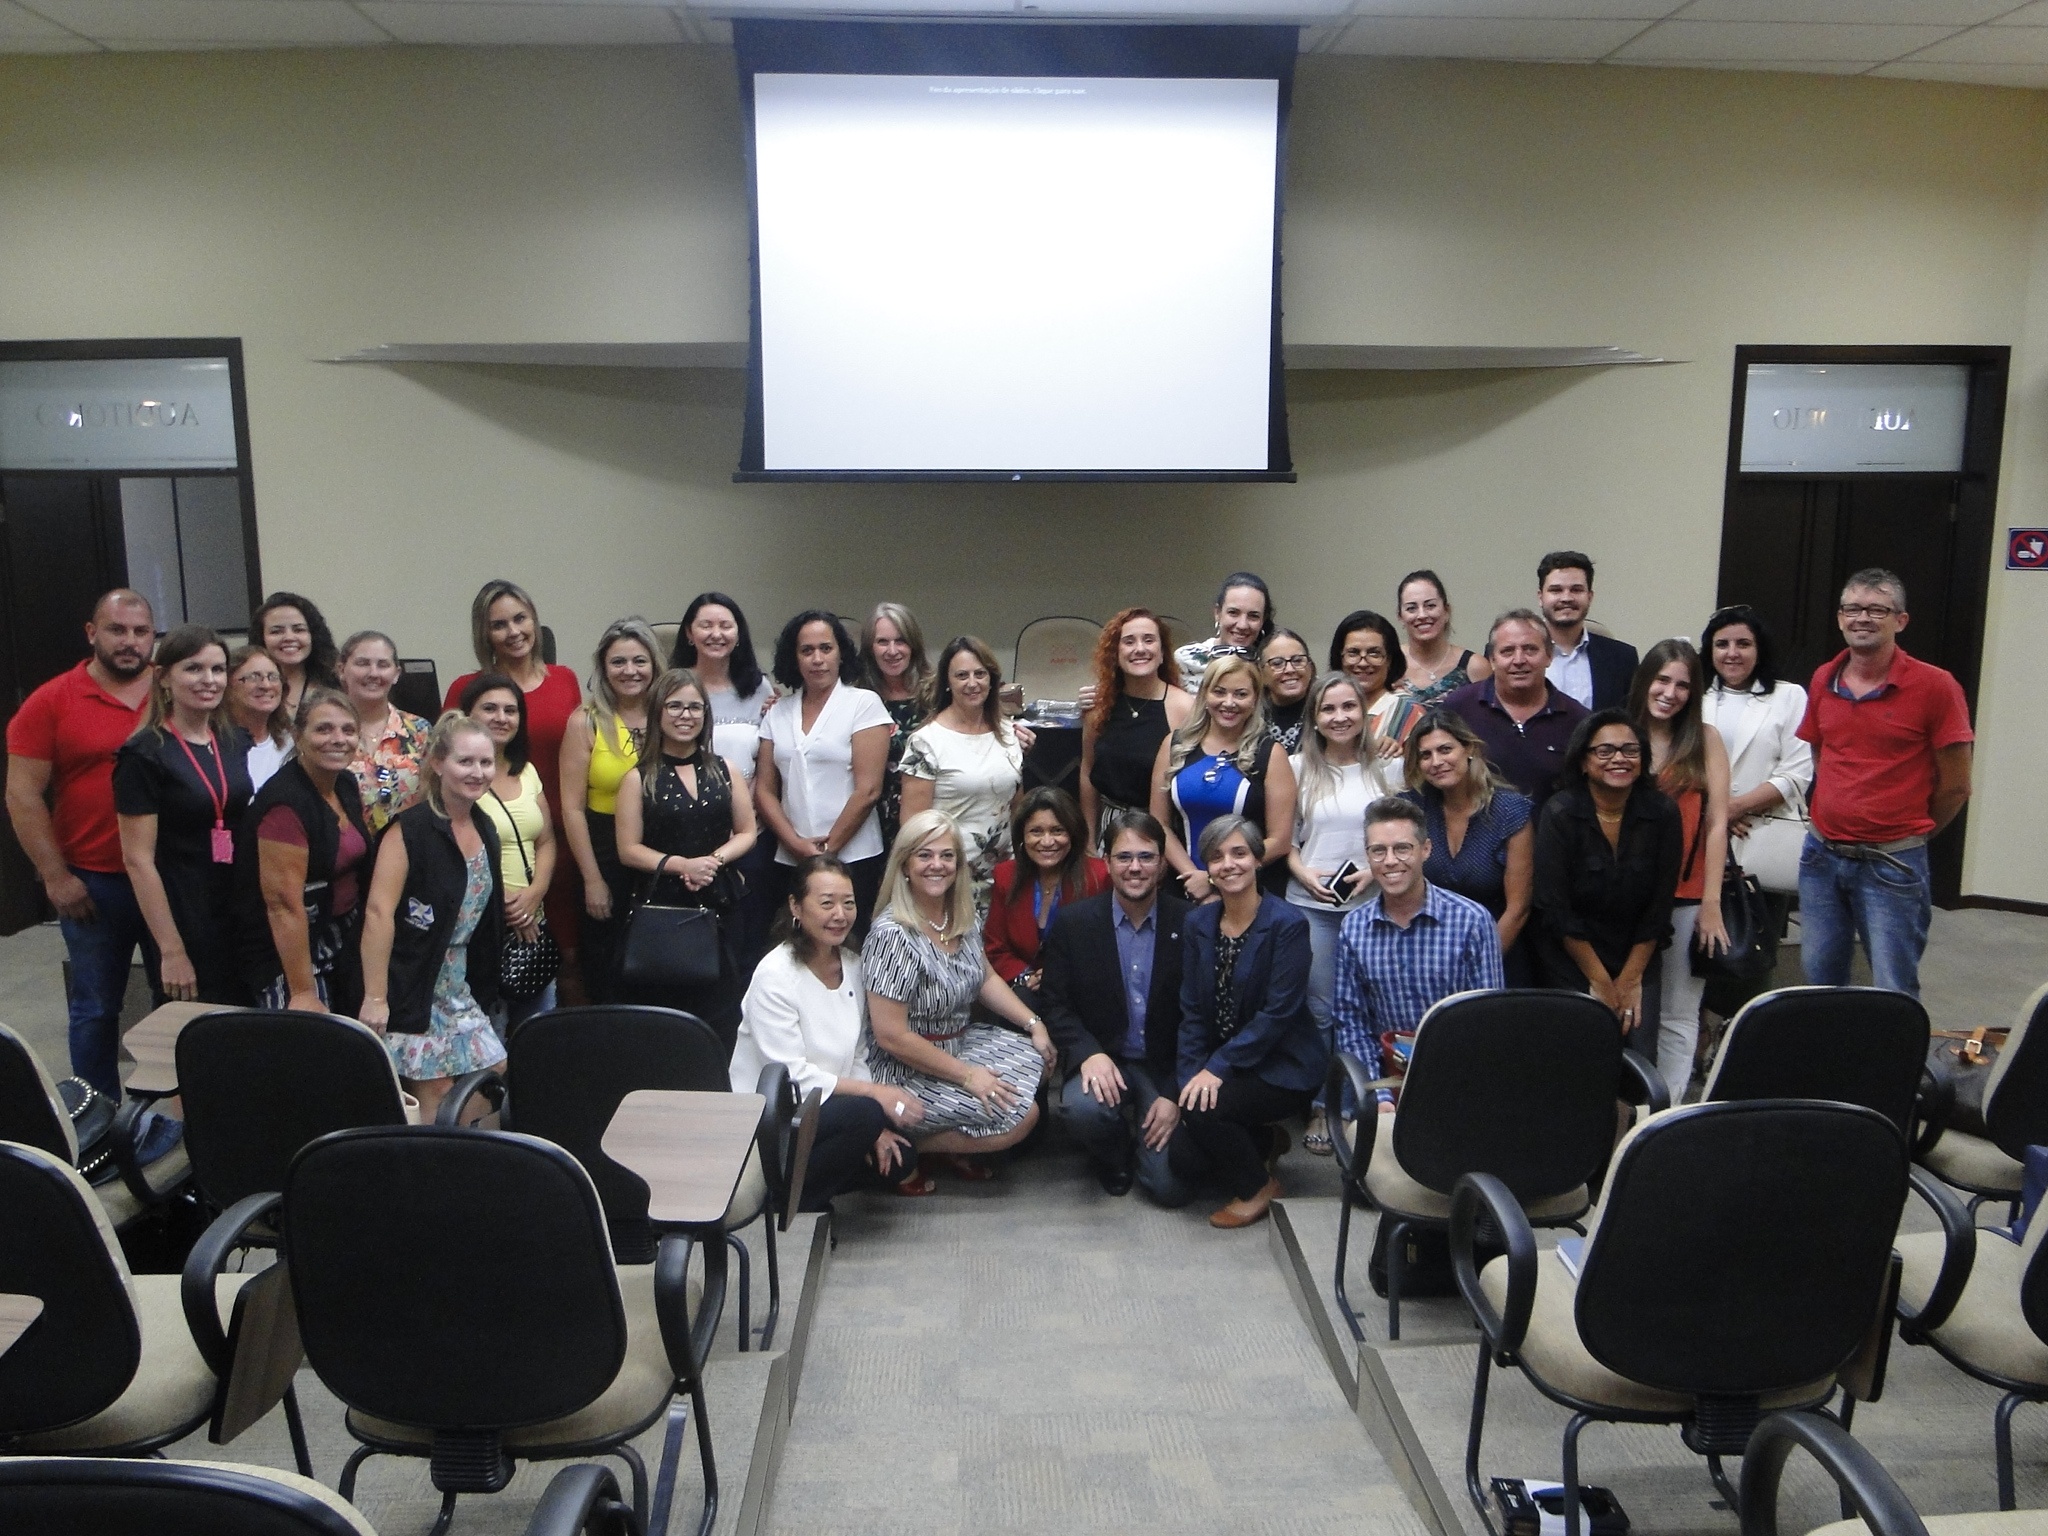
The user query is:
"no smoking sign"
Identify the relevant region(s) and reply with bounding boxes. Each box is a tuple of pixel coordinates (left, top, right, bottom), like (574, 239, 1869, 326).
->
(2011, 529, 2048, 570)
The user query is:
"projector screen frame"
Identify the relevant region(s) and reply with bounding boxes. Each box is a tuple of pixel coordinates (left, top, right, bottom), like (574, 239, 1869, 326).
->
(731, 19, 1298, 484)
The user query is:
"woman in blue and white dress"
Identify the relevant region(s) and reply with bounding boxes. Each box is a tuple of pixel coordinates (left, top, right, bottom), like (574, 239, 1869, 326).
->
(864, 810, 1056, 1190)
(1149, 654, 1296, 904)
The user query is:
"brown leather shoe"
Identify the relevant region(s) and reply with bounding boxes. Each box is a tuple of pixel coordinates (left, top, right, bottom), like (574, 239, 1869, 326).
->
(1209, 1176, 1282, 1229)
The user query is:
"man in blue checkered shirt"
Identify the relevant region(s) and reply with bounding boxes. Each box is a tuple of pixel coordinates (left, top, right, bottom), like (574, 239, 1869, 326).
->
(1332, 797, 1504, 1115)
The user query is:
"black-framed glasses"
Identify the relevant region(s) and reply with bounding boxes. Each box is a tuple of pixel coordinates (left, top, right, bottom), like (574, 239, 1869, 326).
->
(1263, 655, 1312, 672)
(1838, 604, 1895, 620)
(1588, 743, 1642, 761)
(1109, 850, 1159, 867)
(663, 701, 707, 715)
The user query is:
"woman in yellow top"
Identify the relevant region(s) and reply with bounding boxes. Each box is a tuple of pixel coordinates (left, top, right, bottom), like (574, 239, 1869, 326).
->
(558, 618, 659, 1002)
(464, 672, 559, 1033)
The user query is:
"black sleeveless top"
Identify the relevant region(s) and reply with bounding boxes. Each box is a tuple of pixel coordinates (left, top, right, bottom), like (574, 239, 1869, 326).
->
(1091, 693, 1170, 810)
(642, 751, 735, 908)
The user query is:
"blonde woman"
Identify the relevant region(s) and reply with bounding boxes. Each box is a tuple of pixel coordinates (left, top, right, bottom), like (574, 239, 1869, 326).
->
(898, 635, 1023, 911)
(558, 618, 660, 1000)
(339, 630, 431, 835)
(1149, 654, 1296, 903)
(864, 810, 1056, 1189)
(859, 601, 934, 852)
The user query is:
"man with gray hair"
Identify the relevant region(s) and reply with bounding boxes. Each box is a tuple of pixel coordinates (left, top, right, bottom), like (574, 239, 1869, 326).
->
(1795, 567, 1973, 996)
(1443, 608, 1589, 813)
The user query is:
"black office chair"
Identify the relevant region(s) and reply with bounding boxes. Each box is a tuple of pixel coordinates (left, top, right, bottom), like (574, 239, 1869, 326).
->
(1896, 1161, 2048, 1508)
(0, 1456, 642, 1536)
(1918, 981, 2048, 1214)
(0, 1140, 306, 1471)
(541, 625, 558, 665)
(390, 659, 443, 721)
(284, 1125, 717, 1536)
(0, 1021, 190, 1230)
(1702, 985, 1931, 1137)
(1741, 1411, 1978, 1536)
(1328, 989, 1662, 1340)
(176, 1009, 413, 1213)
(1453, 1099, 1910, 1536)
(441, 1005, 797, 1351)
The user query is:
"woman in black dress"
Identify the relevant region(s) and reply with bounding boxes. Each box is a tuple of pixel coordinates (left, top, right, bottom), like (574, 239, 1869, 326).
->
(115, 625, 253, 1005)
(614, 667, 761, 1053)
(1080, 607, 1194, 851)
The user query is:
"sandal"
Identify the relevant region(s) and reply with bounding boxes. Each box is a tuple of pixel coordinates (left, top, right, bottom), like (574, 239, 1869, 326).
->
(1303, 1111, 1333, 1157)
(893, 1168, 938, 1197)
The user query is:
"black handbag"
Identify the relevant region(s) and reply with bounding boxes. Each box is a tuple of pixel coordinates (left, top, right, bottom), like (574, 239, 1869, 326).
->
(491, 789, 561, 1000)
(1926, 1027, 2005, 1140)
(617, 900, 723, 992)
(1688, 826, 1777, 982)
(56, 1077, 118, 1184)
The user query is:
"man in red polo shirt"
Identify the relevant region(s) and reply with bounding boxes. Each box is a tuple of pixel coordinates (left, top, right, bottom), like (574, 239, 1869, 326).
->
(1796, 567, 1973, 997)
(5, 590, 156, 1094)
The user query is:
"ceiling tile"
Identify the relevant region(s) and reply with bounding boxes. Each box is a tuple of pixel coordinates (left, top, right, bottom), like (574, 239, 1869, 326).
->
(0, 0, 81, 38)
(1327, 16, 1650, 59)
(1676, 0, 2010, 22)
(24, 0, 390, 44)
(356, 3, 688, 44)
(1614, 20, 1958, 61)
(1907, 24, 2048, 63)
(1870, 57, 2048, 85)
(1992, 0, 2048, 20)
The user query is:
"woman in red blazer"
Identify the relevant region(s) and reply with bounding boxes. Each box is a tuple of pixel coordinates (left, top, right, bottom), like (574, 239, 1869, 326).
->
(985, 787, 1108, 1008)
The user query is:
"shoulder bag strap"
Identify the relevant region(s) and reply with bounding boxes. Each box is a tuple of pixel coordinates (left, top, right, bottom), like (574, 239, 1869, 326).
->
(487, 787, 533, 882)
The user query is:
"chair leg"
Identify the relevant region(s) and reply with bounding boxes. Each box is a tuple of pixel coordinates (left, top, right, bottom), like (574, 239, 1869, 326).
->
(613, 1441, 649, 1530)
(1997, 1391, 2027, 1510)
(1562, 1413, 1594, 1536)
(1387, 1218, 1408, 1342)
(427, 1489, 458, 1536)
(1707, 1454, 1741, 1510)
(758, 1219, 782, 1350)
(339, 1444, 376, 1502)
(282, 1384, 313, 1478)
(1334, 1191, 1365, 1344)
(1464, 1343, 1498, 1533)
(650, 1394, 690, 1536)
(726, 1232, 752, 1354)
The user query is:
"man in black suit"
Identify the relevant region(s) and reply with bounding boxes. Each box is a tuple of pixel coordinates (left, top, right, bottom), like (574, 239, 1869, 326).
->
(1538, 550, 1639, 711)
(1039, 810, 1193, 1203)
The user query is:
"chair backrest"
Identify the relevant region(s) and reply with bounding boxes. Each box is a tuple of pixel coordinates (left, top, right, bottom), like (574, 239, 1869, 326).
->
(502, 1006, 729, 1258)
(1984, 980, 2048, 1158)
(0, 1141, 140, 1439)
(0, 1457, 374, 1536)
(285, 1126, 627, 1433)
(0, 1024, 78, 1165)
(1703, 986, 1930, 1138)
(1575, 1099, 1906, 1396)
(1012, 616, 1100, 704)
(1390, 990, 1623, 1204)
(652, 622, 681, 667)
(390, 660, 442, 722)
(177, 1011, 412, 1210)
(540, 625, 557, 665)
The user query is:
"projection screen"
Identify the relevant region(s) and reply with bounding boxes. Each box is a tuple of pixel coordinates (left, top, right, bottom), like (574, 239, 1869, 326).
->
(733, 23, 1297, 481)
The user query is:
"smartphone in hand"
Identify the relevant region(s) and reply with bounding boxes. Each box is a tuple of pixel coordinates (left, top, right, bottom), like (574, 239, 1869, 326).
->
(1325, 860, 1362, 903)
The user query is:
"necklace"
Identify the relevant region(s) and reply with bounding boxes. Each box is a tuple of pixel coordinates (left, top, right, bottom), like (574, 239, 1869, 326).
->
(1596, 807, 1624, 824)
(923, 909, 950, 937)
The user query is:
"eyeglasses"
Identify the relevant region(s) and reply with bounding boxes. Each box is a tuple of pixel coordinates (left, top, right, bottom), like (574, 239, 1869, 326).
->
(1365, 842, 1420, 862)
(1838, 604, 1896, 620)
(663, 701, 707, 716)
(1109, 850, 1160, 867)
(1263, 655, 1311, 672)
(1588, 743, 1643, 761)
(1342, 648, 1387, 664)
(1208, 645, 1254, 661)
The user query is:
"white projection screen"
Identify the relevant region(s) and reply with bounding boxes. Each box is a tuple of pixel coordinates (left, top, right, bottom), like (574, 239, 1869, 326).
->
(734, 23, 1298, 481)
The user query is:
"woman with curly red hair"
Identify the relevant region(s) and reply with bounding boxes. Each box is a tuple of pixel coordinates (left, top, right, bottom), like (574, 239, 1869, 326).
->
(1079, 608, 1194, 852)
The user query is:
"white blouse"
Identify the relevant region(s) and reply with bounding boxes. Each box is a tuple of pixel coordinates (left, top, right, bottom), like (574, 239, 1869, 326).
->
(1702, 681, 1812, 812)
(1285, 755, 1399, 911)
(731, 945, 872, 1101)
(709, 679, 776, 785)
(759, 681, 894, 865)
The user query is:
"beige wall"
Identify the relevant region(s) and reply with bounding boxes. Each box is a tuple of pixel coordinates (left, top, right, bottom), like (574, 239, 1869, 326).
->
(1, 45, 2044, 900)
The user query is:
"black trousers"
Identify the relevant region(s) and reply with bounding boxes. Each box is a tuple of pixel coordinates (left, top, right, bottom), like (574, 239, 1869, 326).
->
(1170, 1072, 1314, 1200)
(803, 1093, 890, 1211)
(581, 811, 626, 1004)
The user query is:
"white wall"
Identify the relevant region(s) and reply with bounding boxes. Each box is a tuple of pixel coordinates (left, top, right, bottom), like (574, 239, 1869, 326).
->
(0, 45, 2043, 899)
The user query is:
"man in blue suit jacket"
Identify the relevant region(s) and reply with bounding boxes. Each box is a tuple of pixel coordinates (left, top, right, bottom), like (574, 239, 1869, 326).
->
(1539, 551, 1639, 712)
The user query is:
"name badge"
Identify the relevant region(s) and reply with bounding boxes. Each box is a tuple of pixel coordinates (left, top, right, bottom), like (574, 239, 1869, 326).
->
(211, 827, 234, 864)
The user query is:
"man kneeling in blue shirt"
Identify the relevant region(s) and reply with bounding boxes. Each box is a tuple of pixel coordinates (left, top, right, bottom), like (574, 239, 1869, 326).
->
(1332, 798, 1504, 1122)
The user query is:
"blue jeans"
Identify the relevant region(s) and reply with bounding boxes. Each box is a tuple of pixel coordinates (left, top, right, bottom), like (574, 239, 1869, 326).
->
(59, 866, 159, 1098)
(1060, 1058, 1196, 1208)
(1298, 903, 1343, 1110)
(1798, 835, 1932, 996)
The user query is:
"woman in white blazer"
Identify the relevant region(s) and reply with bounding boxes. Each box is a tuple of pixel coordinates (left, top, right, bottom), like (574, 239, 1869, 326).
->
(1699, 606, 1811, 896)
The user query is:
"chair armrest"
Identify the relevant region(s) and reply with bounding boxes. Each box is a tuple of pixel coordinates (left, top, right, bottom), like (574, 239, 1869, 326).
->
(524, 1464, 639, 1536)
(107, 1096, 176, 1209)
(1620, 1048, 1669, 1114)
(437, 1068, 506, 1127)
(752, 1062, 794, 1208)
(1739, 1411, 1929, 1536)
(1451, 1172, 1536, 1356)
(1329, 1051, 1385, 1188)
(1898, 1165, 1976, 1339)
(1911, 1069, 1953, 1159)
(653, 1233, 716, 1388)
(783, 1089, 821, 1230)
(181, 1192, 285, 1376)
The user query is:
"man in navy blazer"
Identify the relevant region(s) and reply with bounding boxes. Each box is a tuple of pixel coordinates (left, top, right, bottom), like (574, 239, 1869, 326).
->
(1038, 811, 1193, 1203)
(1539, 551, 1639, 712)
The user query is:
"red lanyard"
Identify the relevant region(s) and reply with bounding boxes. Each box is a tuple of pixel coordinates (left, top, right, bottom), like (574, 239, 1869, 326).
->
(171, 730, 234, 863)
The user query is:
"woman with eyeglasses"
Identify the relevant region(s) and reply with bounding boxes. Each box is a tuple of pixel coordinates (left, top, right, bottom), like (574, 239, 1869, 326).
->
(1630, 639, 1732, 1101)
(1172, 571, 1276, 691)
(1394, 570, 1490, 704)
(558, 618, 660, 1001)
(339, 630, 431, 835)
(1330, 610, 1421, 757)
(1259, 629, 1314, 754)
(1079, 607, 1192, 851)
(1150, 654, 1296, 904)
(226, 644, 291, 791)
(614, 668, 759, 1053)
(1533, 708, 1684, 1053)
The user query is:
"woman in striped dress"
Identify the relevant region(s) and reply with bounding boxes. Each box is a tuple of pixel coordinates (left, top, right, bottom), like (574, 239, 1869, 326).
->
(864, 809, 1056, 1190)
